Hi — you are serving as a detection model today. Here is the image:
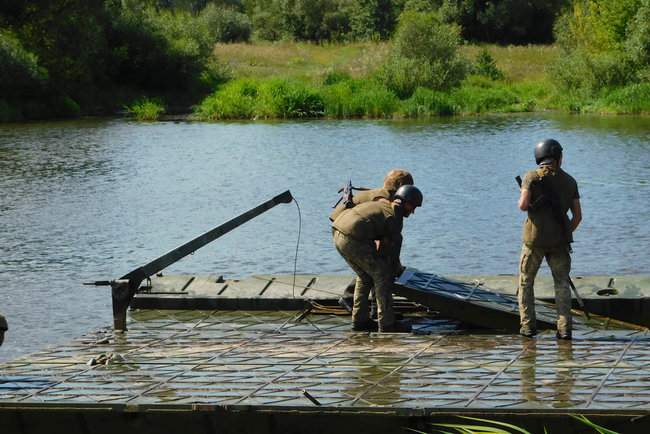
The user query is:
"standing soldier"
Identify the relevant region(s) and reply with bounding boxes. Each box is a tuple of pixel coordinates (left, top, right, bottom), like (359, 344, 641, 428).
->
(330, 169, 414, 310)
(517, 139, 582, 340)
(332, 185, 423, 333)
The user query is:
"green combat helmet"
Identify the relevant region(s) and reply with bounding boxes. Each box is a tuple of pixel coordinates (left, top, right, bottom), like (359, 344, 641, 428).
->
(0, 314, 7, 346)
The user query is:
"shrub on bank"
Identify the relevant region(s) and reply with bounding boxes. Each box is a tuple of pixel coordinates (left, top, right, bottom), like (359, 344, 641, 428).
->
(126, 98, 165, 121)
(195, 78, 324, 119)
(399, 87, 457, 117)
(594, 83, 650, 114)
(322, 79, 398, 118)
(450, 76, 525, 113)
(378, 10, 468, 98)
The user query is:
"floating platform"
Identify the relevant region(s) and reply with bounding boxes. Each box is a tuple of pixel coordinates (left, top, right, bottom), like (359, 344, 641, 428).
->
(132, 273, 650, 327)
(1, 310, 649, 434)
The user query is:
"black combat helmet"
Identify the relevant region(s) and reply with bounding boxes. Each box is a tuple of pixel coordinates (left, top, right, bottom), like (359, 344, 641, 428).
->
(534, 139, 563, 165)
(395, 185, 423, 207)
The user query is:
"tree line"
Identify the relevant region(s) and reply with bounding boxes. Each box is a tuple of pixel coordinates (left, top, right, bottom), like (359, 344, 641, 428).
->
(2, 0, 649, 121)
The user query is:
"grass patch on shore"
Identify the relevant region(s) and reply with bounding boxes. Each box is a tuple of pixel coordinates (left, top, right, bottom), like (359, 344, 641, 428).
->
(126, 98, 165, 121)
(194, 75, 556, 120)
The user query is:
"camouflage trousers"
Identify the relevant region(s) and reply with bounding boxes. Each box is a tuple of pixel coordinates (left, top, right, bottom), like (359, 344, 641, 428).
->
(518, 244, 572, 335)
(332, 229, 395, 330)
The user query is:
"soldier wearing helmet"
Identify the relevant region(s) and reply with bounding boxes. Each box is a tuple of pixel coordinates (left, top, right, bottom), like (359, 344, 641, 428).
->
(517, 139, 582, 340)
(332, 185, 423, 333)
(329, 169, 414, 222)
(330, 169, 414, 311)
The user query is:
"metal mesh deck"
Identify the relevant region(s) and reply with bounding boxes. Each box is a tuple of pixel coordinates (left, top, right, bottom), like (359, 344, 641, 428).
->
(1, 310, 649, 412)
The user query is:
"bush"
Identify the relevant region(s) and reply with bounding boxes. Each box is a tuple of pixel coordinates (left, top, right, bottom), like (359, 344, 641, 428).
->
(378, 10, 468, 98)
(126, 97, 165, 121)
(473, 48, 504, 80)
(322, 69, 352, 85)
(450, 76, 521, 113)
(195, 79, 258, 119)
(399, 87, 457, 117)
(194, 78, 324, 119)
(626, 0, 650, 67)
(200, 4, 252, 43)
(322, 79, 398, 118)
(597, 82, 650, 114)
(0, 30, 48, 98)
(257, 78, 325, 118)
(549, 49, 636, 96)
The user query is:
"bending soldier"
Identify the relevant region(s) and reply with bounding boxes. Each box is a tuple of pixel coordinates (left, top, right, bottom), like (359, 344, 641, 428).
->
(517, 139, 582, 340)
(332, 185, 423, 333)
(330, 169, 414, 310)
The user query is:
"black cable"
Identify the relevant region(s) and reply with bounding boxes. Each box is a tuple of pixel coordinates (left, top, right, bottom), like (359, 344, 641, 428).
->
(292, 197, 302, 298)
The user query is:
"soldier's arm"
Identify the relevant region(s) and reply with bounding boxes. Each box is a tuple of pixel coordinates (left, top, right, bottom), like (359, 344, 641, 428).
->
(570, 198, 582, 232)
(518, 172, 536, 211)
(518, 188, 531, 211)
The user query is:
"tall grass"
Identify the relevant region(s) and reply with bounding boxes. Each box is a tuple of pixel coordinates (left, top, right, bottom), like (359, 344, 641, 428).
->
(408, 415, 620, 434)
(194, 78, 324, 120)
(126, 98, 165, 121)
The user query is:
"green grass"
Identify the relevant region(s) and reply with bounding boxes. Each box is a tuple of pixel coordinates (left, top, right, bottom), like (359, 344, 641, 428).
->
(126, 97, 165, 121)
(406, 415, 620, 434)
(201, 42, 646, 119)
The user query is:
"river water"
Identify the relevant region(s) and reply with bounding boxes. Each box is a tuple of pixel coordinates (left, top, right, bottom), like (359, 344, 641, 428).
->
(1, 115, 649, 361)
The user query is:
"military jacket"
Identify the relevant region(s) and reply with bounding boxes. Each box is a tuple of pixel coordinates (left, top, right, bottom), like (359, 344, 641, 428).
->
(329, 187, 393, 222)
(332, 200, 404, 272)
(521, 166, 580, 248)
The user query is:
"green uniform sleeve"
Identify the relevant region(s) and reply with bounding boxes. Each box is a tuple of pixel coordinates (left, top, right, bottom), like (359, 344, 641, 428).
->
(521, 170, 537, 190)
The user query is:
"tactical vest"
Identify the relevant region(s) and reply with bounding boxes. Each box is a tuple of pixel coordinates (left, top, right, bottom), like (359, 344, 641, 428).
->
(522, 166, 579, 248)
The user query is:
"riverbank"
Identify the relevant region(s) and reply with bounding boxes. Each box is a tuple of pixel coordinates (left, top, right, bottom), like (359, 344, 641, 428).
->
(191, 42, 650, 120)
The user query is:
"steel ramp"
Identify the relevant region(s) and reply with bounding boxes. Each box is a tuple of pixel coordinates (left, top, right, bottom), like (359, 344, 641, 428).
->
(395, 268, 596, 331)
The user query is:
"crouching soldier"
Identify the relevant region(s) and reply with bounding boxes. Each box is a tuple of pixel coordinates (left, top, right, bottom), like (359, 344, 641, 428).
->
(517, 139, 582, 340)
(332, 185, 423, 333)
(330, 169, 414, 310)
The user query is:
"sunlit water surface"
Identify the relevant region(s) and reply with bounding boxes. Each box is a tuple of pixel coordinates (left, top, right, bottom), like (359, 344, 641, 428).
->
(1, 115, 649, 361)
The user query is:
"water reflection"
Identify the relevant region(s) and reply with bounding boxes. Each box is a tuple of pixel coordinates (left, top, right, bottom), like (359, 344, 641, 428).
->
(520, 339, 577, 408)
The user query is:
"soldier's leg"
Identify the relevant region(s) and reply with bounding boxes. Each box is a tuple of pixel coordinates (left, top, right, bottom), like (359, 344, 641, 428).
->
(547, 247, 572, 337)
(373, 273, 395, 330)
(358, 257, 395, 330)
(518, 244, 543, 334)
(333, 231, 375, 325)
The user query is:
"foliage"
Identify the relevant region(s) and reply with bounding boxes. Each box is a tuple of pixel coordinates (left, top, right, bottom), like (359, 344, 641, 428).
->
(550, 0, 648, 96)
(473, 48, 504, 80)
(451, 75, 524, 113)
(194, 77, 324, 119)
(378, 10, 467, 97)
(625, 0, 650, 68)
(0, 30, 47, 98)
(126, 97, 166, 121)
(594, 82, 650, 114)
(399, 87, 457, 117)
(199, 3, 251, 42)
(408, 414, 621, 434)
(322, 78, 398, 117)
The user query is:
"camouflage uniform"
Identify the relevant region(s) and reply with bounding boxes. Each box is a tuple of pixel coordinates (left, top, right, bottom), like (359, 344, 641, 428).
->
(330, 188, 393, 222)
(518, 165, 580, 336)
(332, 200, 403, 330)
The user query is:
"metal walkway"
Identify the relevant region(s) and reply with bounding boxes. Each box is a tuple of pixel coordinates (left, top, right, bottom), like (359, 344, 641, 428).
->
(1, 310, 649, 433)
